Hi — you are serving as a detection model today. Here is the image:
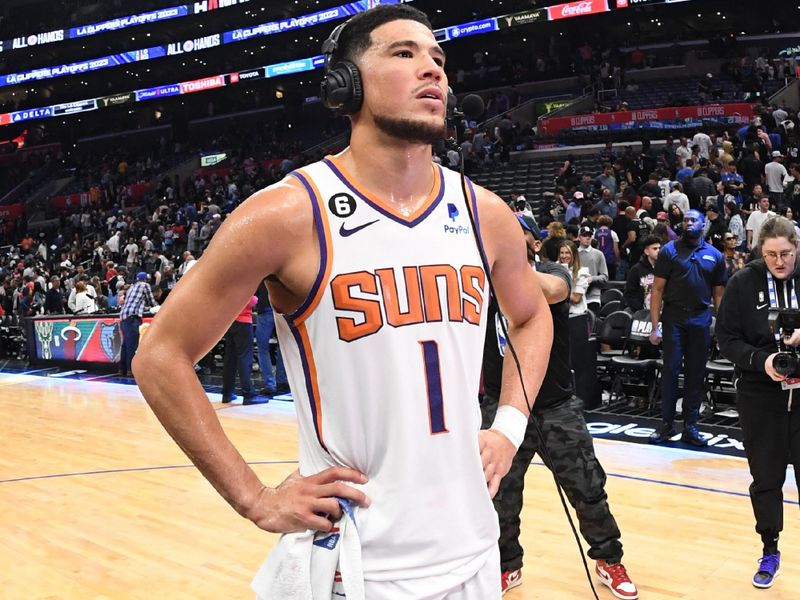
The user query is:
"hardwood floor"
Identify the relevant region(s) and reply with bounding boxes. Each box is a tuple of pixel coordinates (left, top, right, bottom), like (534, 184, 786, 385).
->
(1, 372, 797, 599)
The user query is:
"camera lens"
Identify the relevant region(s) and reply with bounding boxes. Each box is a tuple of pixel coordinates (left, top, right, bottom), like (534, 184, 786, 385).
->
(774, 352, 800, 377)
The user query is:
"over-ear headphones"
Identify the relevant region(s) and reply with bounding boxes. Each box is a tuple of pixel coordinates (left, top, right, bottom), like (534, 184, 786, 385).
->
(320, 20, 363, 115)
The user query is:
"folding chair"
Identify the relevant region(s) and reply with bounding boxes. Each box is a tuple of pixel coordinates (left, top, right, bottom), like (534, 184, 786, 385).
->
(610, 310, 661, 406)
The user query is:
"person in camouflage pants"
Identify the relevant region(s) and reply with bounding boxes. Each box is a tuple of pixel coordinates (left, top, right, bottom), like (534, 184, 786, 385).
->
(482, 227, 638, 598)
(479, 394, 622, 569)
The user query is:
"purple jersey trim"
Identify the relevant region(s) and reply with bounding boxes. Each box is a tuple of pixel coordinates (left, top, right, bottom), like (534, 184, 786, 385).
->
(288, 170, 329, 322)
(322, 158, 445, 228)
(465, 177, 490, 275)
(288, 321, 328, 453)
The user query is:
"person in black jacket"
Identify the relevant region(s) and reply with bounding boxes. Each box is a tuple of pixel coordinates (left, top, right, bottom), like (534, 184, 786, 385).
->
(44, 276, 66, 314)
(716, 215, 800, 589)
(481, 220, 638, 599)
(624, 236, 661, 311)
(703, 203, 728, 251)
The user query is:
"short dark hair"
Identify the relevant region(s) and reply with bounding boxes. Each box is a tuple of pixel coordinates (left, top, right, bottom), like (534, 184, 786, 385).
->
(331, 5, 432, 66)
(541, 236, 564, 263)
(642, 235, 662, 249)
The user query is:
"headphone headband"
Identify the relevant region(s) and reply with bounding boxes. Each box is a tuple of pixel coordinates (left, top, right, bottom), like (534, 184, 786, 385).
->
(320, 18, 362, 114)
(322, 21, 349, 70)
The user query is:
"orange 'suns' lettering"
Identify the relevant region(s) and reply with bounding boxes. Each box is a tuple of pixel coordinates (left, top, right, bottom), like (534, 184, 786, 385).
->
(377, 266, 424, 327)
(460, 265, 485, 325)
(330, 272, 384, 341)
(420, 265, 462, 322)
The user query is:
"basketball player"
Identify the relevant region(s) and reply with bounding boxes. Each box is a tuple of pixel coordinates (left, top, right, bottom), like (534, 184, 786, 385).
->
(133, 5, 552, 598)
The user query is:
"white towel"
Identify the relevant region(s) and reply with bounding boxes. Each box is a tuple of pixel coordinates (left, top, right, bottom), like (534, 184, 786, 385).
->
(252, 498, 365, 600)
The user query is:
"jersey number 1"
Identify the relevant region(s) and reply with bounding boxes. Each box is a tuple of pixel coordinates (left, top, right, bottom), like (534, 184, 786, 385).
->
(419, 340, 448, 434)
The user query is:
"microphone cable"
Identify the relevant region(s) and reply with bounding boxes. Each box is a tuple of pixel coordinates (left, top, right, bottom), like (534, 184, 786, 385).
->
(451, 136, 601, 600)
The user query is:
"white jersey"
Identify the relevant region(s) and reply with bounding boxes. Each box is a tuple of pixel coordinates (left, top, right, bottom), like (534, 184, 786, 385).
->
(274, 152, 498, 582)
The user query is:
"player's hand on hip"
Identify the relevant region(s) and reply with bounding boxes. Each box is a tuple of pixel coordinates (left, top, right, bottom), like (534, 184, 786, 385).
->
(478, 429, 516, 498)
(246, 467, 370, 534)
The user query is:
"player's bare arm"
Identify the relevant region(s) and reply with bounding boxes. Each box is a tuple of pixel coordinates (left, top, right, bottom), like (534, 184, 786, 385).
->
(477, 186, 552, 416)
(474, 185, 553, 496)
(132, 176, 370, 533)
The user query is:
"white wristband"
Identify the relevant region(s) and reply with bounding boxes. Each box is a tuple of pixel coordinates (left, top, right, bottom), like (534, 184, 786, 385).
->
(490, 405, 529, 450)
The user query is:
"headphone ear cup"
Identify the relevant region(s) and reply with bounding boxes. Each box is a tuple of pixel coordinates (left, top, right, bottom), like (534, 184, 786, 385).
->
(343, 61, 363, 114)
(321, 68, 347, 110)
(321, 61, 363, 114)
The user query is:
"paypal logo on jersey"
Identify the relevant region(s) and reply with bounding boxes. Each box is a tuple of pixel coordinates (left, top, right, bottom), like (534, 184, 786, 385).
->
(444, 223, 471, 235)
(444, 202, 470, 235)
(447, 203, 459, 221)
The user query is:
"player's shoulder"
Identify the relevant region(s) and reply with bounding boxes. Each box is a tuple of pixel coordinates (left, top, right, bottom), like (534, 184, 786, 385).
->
(236, 171, 314, 225)
(467, 179, 510, 218)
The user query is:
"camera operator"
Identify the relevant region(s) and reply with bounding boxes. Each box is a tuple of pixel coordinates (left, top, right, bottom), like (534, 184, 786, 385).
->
(716, 216, 800, 589)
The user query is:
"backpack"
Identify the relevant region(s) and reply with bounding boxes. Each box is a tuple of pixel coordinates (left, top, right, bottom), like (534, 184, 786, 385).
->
(594, 227, 616, 265)
(635, 219, 651, 243)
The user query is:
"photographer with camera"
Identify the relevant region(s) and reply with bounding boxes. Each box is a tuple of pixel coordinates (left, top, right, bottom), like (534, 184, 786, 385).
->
(716, 216, 800, 589)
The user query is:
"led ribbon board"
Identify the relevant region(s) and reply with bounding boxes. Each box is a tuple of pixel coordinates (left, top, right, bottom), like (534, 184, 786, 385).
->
(2, 0, 690, 127)
(0, 1, 254, 54)
(0, 1, 388, 88)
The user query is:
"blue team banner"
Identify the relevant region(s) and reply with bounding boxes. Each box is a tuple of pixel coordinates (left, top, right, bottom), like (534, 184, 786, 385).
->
(0, 2, 256, 54)
(0, 49, 164, 87)
(223, 3, 363, 44)
(69, 6, 189, 38)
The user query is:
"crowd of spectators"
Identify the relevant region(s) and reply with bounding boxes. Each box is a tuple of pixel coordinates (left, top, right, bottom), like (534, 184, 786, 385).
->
(511, 103, 800, 319)
(0, 121, 315, 323)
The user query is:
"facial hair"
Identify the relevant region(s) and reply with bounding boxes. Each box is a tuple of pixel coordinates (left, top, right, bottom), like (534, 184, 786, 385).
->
(682, 228, 702, 243)
(373, 113, 446, 145)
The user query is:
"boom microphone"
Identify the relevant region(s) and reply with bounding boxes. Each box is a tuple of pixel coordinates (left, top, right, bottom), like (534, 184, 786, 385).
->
(460, 94, 485, 120)
(447, 86, 458, 116)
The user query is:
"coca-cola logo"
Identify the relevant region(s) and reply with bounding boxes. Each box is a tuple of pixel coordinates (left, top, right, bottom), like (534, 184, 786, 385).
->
(563, 1, 594, 16)
(548, 0, 606, 20)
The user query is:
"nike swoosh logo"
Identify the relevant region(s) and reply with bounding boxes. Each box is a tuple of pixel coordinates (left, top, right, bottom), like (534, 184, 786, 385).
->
(339, 219, 379, 237)
(757, 303, 769, 310)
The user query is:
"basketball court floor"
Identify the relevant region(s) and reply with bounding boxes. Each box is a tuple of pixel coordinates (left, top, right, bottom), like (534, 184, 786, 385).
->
(2, 370, 798, 599)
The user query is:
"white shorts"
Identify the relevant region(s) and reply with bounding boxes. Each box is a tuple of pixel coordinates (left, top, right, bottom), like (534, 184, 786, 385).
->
(355, 546, 501, 600)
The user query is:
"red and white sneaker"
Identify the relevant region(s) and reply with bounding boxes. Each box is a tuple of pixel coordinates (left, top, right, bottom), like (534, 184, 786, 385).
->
(596, 560, 638, 599)
(501, 569, 523, 595)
